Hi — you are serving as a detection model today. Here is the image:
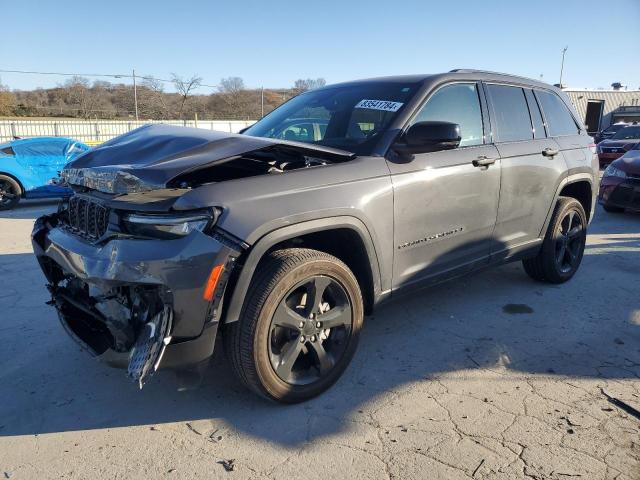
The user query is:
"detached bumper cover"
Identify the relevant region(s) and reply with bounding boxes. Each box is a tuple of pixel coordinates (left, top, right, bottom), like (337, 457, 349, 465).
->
(32, 213, 241, 386)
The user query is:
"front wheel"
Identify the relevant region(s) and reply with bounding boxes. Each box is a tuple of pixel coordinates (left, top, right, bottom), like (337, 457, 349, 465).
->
(224, 248, 363, 403)
(523, 197, 587, 283)
(0, 175, 21, 210)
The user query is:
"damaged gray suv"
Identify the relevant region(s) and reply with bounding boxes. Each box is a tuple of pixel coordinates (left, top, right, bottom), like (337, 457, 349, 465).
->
(32, 70, 598, 402)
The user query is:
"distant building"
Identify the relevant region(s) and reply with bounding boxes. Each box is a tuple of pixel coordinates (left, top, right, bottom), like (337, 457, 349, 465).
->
(562, 84, 640, 134)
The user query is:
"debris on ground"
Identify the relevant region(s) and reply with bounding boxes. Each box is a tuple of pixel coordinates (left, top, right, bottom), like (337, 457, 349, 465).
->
(472, 459, 485, 477)
(601, 388, 640, 420)
(217, 459, 235, 472)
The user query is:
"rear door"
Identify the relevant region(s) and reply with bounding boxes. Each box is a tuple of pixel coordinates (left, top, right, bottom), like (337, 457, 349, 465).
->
(388, 82, 501, 290)
(485, 83, 567, 259)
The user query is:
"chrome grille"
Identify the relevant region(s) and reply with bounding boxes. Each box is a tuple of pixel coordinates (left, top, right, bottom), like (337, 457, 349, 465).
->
(63, 196, 110, 240)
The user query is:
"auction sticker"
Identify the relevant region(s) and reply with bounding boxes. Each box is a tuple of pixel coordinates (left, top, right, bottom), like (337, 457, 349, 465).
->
(355, 99, 404, 112)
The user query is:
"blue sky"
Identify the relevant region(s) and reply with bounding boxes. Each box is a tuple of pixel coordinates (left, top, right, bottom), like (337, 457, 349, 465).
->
(3, 0, 639, 93)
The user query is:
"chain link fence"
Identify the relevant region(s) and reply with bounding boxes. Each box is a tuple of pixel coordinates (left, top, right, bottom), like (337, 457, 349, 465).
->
(0, 119, 256, 144)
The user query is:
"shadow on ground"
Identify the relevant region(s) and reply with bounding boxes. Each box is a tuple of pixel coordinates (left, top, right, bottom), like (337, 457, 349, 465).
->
(0, 207, 638, 445)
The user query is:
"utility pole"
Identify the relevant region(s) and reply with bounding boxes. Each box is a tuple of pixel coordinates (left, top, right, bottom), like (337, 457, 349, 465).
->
(559, 46, 568, 87)
(132, 69, 139, 121)
(261, 86, 264, 118)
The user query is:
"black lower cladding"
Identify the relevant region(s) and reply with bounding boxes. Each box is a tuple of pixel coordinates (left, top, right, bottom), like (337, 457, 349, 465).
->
(31, 209, 242, 379)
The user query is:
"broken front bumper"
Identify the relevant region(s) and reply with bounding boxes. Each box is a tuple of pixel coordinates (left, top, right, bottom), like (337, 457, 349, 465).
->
(32, 213, 241, 386)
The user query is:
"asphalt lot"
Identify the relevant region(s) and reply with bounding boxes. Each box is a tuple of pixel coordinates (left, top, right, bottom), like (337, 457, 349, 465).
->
(0, 199, 638, 479)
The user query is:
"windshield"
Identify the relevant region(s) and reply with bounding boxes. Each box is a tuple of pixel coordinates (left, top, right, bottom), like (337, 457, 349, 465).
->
(244, 82, 420, 155)
(612, 126, 640, 140)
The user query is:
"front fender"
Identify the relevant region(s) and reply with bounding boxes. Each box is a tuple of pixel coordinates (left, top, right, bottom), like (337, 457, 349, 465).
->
(222, 216, 383, 324)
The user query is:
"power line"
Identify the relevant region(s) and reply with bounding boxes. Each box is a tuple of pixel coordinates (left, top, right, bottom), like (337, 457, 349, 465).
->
(0, 69, 220, 89)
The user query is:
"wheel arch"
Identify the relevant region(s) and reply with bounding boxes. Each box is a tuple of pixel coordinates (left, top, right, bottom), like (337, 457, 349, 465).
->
(559, 180, 593, 220)
(539, 174, 594, 237)
(222, 216, 382, 324)
(0, 171, 25, 196)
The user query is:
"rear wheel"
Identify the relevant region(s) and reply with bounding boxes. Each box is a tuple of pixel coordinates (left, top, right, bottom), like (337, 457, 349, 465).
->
(0, 175, 21, 210)
(224, 248, 363, 403)
(523, 197, 587, 283)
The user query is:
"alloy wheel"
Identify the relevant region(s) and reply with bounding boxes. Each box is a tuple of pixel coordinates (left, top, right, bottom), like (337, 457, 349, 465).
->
(555, 209, 585, 274)
(268, 275, 353, 385)
(0, 180, 17, 207)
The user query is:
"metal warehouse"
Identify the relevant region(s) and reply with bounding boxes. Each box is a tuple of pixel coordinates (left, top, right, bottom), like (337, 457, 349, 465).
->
(563, 85, 640, 134)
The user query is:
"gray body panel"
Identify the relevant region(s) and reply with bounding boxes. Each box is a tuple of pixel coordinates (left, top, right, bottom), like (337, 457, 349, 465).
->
(387, 144, 501, 288)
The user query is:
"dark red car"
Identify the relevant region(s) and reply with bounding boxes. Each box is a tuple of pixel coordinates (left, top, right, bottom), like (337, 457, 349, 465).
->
(599, 142, 640, 212)
(597, 125, 640, 168)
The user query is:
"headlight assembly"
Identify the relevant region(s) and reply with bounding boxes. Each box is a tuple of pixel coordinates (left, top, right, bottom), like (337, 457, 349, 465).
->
(603, 165, 627, 179)
(123, 209, 219, 238)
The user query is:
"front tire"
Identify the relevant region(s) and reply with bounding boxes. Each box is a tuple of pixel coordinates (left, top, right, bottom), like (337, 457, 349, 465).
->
(523, 197, 587, 284)
(0, 175, 21, 210)
(224, 248, 363, 403)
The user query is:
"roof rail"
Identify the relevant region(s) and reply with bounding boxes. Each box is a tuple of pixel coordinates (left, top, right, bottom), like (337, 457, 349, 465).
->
(449, 69, 539, 82)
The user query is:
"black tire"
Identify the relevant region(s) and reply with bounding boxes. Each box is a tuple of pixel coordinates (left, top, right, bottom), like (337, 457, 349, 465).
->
(224, 248, 363, 403)
(0, 175, 21, 211)
(602, 204, 624, 213)
(522, 197, 587, 284)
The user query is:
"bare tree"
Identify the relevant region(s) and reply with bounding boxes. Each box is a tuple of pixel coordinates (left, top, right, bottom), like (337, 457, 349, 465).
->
(0, 79, 16, 116)
(63, 76, 99, 118)
(171, 74, 202, 118)
(293, 78, 326, 93)
(140, 76, 169, 118)
(218, 77, 245, 94)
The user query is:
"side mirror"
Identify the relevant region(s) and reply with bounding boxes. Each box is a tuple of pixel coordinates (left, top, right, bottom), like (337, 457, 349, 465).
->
(394, 121, 461, 154)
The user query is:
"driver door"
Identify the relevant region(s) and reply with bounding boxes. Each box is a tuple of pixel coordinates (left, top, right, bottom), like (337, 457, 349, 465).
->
(387, 82, 501, 290)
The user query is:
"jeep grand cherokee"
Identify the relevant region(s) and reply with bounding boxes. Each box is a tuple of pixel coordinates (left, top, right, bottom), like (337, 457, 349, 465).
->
(32, 70, 597, 402)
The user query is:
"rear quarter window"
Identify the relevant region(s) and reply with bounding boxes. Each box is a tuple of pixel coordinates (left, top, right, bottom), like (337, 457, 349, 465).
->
(535, 90, 580, 137)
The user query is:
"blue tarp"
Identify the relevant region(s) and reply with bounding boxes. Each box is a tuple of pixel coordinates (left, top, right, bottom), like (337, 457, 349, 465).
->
(0, 137, 89, 197)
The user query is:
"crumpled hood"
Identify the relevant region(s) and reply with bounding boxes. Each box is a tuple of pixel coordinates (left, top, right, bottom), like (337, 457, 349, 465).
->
(62, 124, 354, 194)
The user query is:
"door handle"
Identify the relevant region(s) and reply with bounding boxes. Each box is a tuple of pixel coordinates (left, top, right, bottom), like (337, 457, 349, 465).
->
(472, 155, 496, 167)
(542, 147, 559, 158)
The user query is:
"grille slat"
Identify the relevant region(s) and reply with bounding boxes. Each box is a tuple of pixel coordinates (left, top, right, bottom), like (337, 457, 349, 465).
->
(62, 196, 110, 240)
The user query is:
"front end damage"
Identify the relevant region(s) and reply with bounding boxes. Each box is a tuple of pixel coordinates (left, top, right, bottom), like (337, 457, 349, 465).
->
(30, 124, 357, 387)
(32, 207, 242, 388)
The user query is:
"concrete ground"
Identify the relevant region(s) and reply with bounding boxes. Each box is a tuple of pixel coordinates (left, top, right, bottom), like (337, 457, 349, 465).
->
(0, 199, 638, 480)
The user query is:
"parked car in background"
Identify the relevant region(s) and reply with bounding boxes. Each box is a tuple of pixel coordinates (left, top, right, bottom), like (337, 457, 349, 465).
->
(0, 137, 89, 210)
(597, 124, 640, 168)
(594, 122, 628, 144)
(599, 142, 640, 213)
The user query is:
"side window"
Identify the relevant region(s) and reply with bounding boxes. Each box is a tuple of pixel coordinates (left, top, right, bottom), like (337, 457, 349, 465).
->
(0, 146, 15, 156)
(525, 89, 546, 139)
(535, 90, 579, 137)
(486, 84, 533, 143)
(412, 83, 484, 147)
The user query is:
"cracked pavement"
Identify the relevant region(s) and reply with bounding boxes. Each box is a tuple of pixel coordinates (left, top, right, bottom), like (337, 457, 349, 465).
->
(0, 200, 638, 479)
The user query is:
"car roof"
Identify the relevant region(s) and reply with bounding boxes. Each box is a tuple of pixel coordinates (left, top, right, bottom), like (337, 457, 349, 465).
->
(321, 69, 554, 92)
